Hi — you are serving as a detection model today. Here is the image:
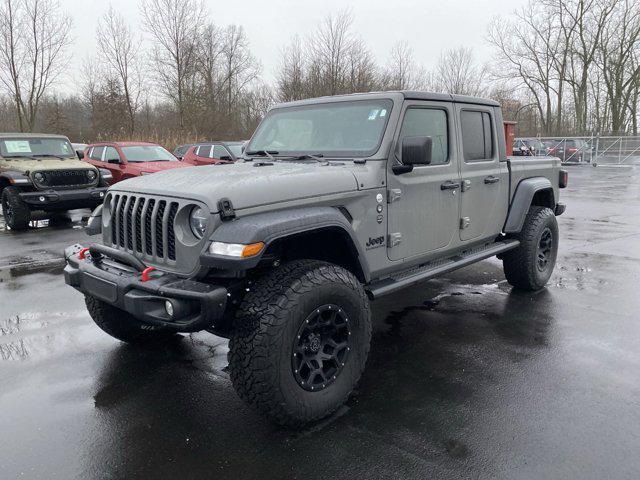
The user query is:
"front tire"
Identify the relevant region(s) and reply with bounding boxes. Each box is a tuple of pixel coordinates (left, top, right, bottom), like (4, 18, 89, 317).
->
(85, 295, 177, 344)
(1, 186, 31, 230)
(503, 206, 559, 290)
(229, 260, 371, 427)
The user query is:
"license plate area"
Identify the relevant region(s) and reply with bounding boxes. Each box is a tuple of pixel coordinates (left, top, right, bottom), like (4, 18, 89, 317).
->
(83, 272, 118, 303)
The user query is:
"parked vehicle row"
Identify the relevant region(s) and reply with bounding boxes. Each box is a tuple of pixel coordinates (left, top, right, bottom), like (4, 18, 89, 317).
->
(0, 134, 110, 229)
(513, 136, 591, 163)
(0, 134, 247, 229)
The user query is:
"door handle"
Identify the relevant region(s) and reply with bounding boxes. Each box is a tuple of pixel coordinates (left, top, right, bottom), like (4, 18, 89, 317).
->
(484, 175, 500, 184)
(440, 181, 460, 190)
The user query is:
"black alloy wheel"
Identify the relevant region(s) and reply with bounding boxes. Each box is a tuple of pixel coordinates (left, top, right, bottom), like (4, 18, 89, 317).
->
(292, 304, 351, 391)
(537, 227, 553, 271)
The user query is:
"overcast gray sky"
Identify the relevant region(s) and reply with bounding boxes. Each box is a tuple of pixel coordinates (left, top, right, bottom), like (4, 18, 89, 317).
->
(62, 0, 527, 90)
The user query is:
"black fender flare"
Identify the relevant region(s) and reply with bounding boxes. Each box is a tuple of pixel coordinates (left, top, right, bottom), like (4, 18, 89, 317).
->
(0, 171, 32, 190)
(201, 206, 370, 281)
(504, 177, 554, 233)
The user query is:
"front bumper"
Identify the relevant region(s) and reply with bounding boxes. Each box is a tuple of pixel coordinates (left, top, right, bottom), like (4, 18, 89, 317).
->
(20, 187, 107, 209)
(64, 244, 227, 332)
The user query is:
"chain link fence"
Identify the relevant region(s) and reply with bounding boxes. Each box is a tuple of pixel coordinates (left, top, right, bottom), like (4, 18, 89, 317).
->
(514, 136, 640, 166)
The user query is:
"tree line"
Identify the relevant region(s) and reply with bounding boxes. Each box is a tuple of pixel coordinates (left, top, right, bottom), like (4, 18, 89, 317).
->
(0, 0, 638, 147)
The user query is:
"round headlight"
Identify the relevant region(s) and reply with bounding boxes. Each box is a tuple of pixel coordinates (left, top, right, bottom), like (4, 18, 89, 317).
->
(34, 172, 45, 183)
(86, 170, 97, 180)
(189, 206, 209, 239)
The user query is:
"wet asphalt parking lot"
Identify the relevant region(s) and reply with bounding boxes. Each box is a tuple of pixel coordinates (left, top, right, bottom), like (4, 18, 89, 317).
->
(1, 165, 639, 479)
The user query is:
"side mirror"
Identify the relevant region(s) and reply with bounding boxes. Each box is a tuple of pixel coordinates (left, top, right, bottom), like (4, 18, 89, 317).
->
(107, 158, 121, 164)
(219, 155, 232, 161)
(393, 136, 432, 174)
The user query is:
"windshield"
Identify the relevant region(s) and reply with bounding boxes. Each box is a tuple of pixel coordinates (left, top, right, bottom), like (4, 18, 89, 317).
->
(0, 137, 75, 158)
(121, 146, 177, 162)
(247, 99, 393, 158)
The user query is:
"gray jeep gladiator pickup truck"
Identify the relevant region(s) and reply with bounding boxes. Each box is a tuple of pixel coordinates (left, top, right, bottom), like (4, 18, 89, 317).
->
(63, 91, 567, 426)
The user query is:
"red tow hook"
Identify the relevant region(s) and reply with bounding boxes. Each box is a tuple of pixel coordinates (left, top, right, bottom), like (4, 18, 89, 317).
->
(141, 266, 156, 282)
(78, 247, 90, 260)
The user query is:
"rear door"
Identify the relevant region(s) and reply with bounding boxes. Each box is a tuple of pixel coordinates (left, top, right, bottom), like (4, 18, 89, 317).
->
(212, 145, 231, 163)
(195, 145, 213, 165)
(456, 106, 508, 242)
(387, 101, 461, 261)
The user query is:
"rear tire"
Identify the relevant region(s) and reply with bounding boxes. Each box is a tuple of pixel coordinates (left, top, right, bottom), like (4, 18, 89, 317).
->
(228, 260, 371, 427)
(1, 186, 31, 230)
(503, 206, 558, 291)
(85, 295, 177, 344)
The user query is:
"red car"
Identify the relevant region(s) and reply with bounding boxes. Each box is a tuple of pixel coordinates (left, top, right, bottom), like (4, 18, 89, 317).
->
(181, 141, 244, 166)
(83, 142, 191, 184)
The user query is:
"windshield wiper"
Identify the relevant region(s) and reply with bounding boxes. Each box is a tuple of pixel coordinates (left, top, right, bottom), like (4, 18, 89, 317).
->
(3, 154, 38, 160)
(33, 154, 65, 159)
(245, 150, 278, 161)
(290, 153, 324, 161)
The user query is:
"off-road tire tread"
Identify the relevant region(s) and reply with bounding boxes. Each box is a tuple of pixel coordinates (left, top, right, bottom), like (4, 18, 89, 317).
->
(1, 186, 31, 230)
(503, 206, 557, 290)
(85, 295, 176, 344)
(229, 260, 371, 427)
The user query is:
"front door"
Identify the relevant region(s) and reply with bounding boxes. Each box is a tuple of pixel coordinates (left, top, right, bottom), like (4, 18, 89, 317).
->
(387, 101, 461, 261)
(102, 146, 125, 183)
(456, 105, 508, 242)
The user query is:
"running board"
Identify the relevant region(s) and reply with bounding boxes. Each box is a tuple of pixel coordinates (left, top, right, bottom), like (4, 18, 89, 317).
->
(366, 239, 519, 299)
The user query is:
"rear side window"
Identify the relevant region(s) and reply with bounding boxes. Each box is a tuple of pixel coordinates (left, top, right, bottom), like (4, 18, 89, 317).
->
(197, 145, 212, 157)
(461, 111, 494, 161)
(398, 108, 448, 165)
(212, 145, 228, 158)
(90, 146, 104, 161)
(104, 146, 120, 161)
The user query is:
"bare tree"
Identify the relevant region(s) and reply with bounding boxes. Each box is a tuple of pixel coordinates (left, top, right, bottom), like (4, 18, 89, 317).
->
(488, 3, 567, 134)
(548, 0, 617, 133)
(140, 0, 205, 129)
(596, 0, 640, 134)
(219, 25, 260, 119)
(435, 47, 486, 97)
(97, 6, 142, 135)
(383, 41, 416, 90)
(277, 36, 306, 101)
(308, 10, 355, 96)
(196, 23, 223, 108)
(345, 38, 378, 93)
(0, 0, 71, 131)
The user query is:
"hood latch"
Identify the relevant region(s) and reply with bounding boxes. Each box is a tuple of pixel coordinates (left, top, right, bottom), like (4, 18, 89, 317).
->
(218, 197, 236, 221)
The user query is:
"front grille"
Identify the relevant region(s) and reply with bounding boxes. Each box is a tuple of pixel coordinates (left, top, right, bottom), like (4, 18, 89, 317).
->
(35, 169, 93, 188)
(110, 194, 179, 262)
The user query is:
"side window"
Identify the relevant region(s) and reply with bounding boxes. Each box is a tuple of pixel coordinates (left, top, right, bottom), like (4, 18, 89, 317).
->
(212, 145, 228, 158)
(461, 110, 494, 161)
(90, 146, 104, 161)
(104, 146, 120, 161)
(198, 145, 212, 157)
(399, 108, 448, 165)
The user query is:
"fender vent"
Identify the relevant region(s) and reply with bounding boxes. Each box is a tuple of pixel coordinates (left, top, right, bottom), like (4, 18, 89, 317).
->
(336, 206, 353, 224)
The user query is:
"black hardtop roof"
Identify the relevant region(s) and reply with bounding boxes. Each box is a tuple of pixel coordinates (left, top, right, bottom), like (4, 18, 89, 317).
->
(194, 140, 244, 146)
(0, 132, 70, 139)
(274, 91, 500, 109)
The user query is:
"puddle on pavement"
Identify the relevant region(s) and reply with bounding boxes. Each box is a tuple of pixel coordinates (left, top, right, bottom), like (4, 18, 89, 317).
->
(0, 263, 64, 292)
